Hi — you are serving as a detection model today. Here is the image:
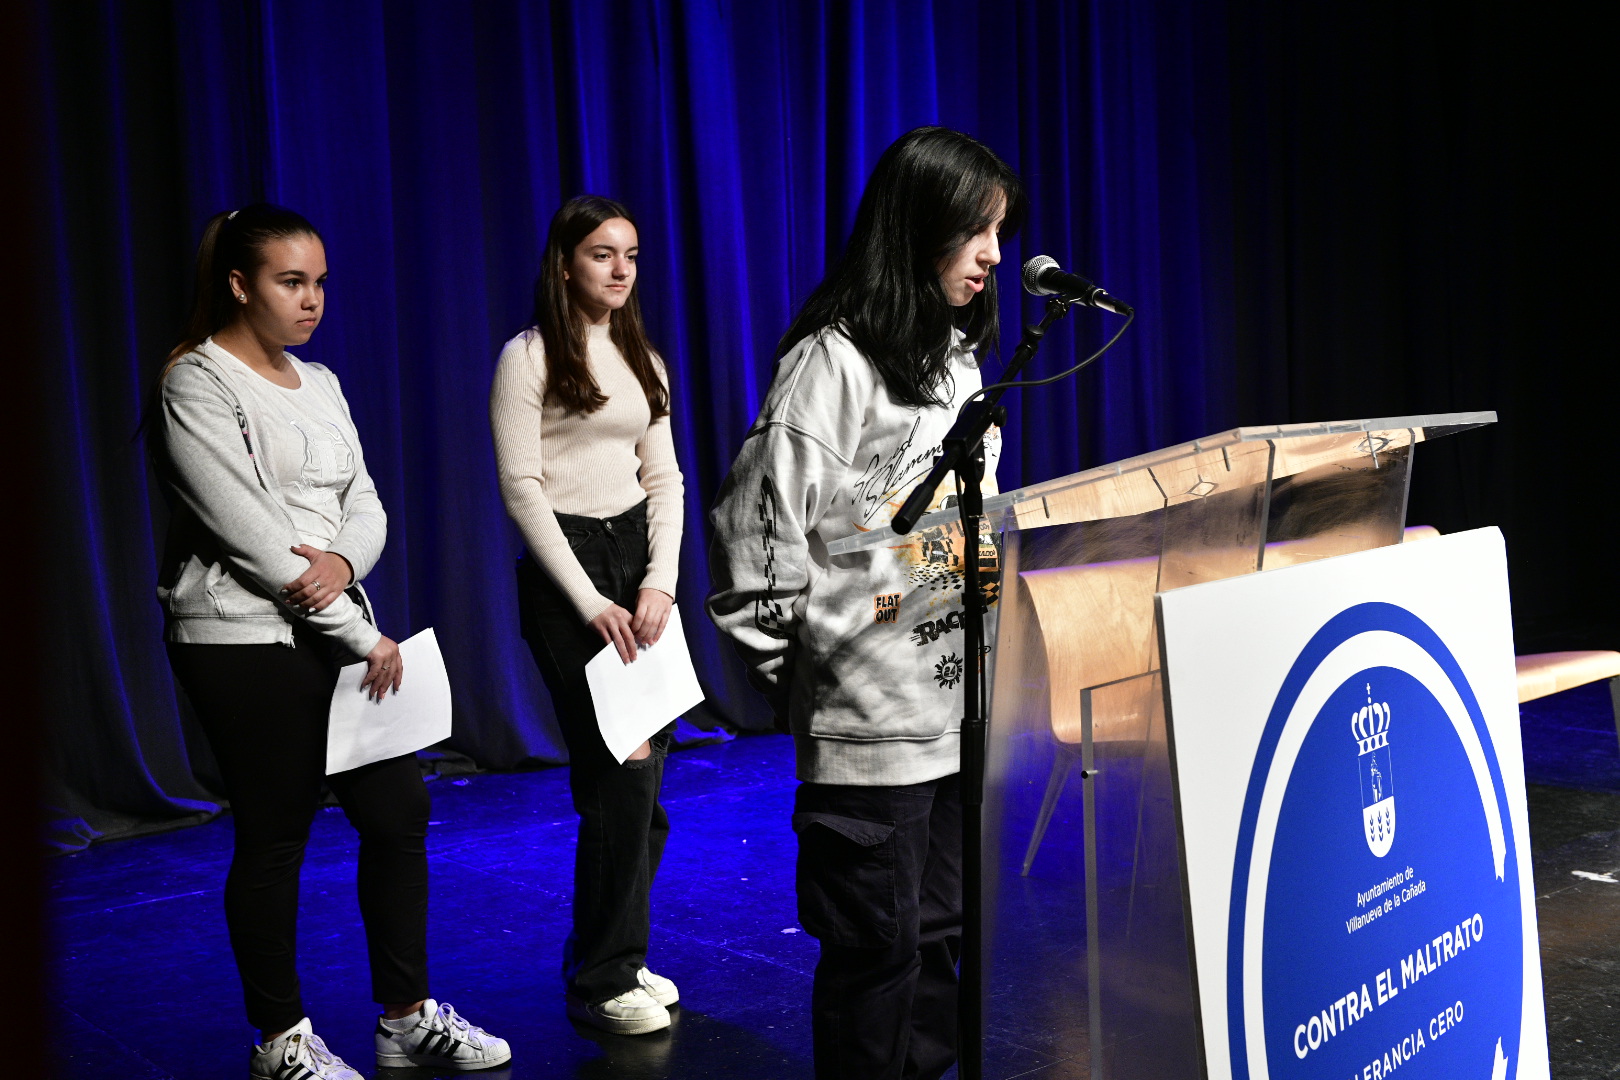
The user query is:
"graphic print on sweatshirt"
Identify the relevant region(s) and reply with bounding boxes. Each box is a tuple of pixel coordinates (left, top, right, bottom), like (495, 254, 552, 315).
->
(850, 416, 933, 529)
(287, 417, 355, 501)
(856, 424, 1004, 651)
(753, 474, 791, 637)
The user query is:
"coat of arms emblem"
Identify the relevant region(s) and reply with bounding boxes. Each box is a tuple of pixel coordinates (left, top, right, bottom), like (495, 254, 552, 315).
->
(1353, 683, 1396, 857)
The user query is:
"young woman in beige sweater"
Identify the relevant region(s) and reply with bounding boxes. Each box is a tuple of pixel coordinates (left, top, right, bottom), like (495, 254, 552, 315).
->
(489, 195, 685, 1035)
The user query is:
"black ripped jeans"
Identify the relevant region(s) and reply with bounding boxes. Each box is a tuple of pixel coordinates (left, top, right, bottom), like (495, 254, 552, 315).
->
(793, 773, 964, 1080)
(517, 499, 672, 1005)
(167, 628, 431, 1036)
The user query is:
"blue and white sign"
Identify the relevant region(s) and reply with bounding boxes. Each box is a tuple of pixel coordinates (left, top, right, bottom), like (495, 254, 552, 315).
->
(1159, 529, 1548, 1080)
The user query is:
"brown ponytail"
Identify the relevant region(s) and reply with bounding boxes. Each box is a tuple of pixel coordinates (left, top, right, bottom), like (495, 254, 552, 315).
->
(162, 203, 323, 375)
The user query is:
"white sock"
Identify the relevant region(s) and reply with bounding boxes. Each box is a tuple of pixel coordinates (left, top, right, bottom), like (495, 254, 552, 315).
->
(380, 1007, 426, 1032)
(257, 1022, 306, 1049)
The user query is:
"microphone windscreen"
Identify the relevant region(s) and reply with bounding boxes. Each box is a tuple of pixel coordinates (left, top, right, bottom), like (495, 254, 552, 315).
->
(1022, 254, 1058, 296)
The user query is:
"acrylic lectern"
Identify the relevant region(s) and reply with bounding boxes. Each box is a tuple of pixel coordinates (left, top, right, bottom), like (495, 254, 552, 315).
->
(829, 412, 1497, 1080)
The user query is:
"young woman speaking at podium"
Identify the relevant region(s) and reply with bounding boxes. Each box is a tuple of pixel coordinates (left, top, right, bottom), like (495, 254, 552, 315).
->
(708, 127, 1026, 1080)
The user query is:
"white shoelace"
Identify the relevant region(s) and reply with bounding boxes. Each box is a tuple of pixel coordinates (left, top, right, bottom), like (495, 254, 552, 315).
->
(433, 1002, 486, 1043)
(286, 1030, 343, 1070)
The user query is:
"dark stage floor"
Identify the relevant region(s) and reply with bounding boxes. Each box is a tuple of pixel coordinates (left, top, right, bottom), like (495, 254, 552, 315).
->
(49, 682, 1620, 1079)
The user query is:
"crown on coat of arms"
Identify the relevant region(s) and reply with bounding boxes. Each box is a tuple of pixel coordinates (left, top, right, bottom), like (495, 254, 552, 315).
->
(1351, 683, 1391, 756)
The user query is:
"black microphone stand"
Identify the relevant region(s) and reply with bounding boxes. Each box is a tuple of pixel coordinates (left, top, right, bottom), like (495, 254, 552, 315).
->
(892, 295, 1076, 1080)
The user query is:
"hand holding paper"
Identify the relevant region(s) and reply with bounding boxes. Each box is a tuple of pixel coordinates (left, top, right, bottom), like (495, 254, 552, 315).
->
(360, 634, 404, 701)
(327, 627, 452, 775)
(585, 605, 705, 763)
(630, 588, 675, 647)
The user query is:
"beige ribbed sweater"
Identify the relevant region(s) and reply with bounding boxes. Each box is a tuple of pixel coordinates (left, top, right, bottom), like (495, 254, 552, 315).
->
(490, 323, 683, 621)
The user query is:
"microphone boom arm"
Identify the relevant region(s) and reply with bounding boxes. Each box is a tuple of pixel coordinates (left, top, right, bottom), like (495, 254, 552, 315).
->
(891, 295, 1076, 535)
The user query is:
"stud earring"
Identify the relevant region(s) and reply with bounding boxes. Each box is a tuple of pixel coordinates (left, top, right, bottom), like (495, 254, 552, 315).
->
(237, 294, 246, 302)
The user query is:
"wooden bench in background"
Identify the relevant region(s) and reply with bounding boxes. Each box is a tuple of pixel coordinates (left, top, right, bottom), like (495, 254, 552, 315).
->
(1515, 650, 1620, 729)
(1406, 526, 1620, 741)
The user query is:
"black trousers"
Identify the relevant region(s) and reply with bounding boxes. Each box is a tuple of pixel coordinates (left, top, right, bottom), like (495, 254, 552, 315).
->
(794, 773, 964, 1080)
(517, 499, 671, 1005)
(167, 631, 431, 1036)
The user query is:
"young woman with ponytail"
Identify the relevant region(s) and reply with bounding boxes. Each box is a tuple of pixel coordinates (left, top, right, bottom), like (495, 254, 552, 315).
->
(152, 204, 508, 1077)
(490, 195, 685, 1035)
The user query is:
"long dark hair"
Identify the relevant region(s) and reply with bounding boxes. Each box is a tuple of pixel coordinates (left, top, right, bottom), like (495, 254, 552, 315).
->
(778, 127, 1026, 408)
(163, 202, 323, 373)
(530, 195, 669, 418)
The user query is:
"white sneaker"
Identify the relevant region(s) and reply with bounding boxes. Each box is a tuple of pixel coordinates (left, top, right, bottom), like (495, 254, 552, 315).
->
(374, 999, 512, 1070)
(250, 1017, 362, 1080)
(636, 966, 679, 1007)
(566, 986, 671, 1035)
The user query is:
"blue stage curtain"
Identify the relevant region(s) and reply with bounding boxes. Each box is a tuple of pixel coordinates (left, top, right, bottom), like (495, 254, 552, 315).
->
(34, 1, 1606, 849)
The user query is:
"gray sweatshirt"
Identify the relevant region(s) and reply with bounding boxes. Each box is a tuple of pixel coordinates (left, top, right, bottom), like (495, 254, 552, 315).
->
(154, 341, 384, 659)
(707, 327, 1001, 786)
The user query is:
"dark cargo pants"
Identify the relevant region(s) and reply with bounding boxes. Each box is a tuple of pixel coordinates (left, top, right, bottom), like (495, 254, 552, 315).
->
(793, 773, 963, 1080)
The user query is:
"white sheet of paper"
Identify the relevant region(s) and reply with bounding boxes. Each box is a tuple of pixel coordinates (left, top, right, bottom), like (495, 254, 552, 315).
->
(326, 627, 453, 775)
(584, 605, 705, 763)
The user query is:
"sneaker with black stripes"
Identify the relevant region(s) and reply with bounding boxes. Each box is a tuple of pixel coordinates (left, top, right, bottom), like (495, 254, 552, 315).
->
(375, 999, 511, 1070)
(250, 1017, 362, 1080)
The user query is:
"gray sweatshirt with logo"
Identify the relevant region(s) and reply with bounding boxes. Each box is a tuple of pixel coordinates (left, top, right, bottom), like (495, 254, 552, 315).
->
(707, 328, 1001, 786)
(153, 342, 384, 659)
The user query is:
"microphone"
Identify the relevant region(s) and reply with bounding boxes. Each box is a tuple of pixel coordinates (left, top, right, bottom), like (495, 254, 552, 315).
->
(1022, 255, 1133, 315)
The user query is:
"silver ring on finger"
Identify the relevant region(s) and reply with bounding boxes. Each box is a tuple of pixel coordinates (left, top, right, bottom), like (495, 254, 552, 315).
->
(312, 581, 323, 592)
